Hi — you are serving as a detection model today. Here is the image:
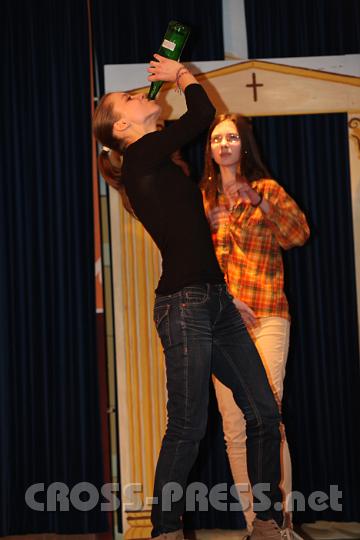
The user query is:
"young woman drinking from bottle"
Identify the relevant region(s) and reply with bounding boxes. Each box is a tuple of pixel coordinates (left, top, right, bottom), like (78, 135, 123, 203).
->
(93, 55, 287, 540)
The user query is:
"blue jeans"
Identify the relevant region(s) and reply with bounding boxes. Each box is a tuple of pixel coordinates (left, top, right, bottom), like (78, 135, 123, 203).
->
(151, 283, 282, 536)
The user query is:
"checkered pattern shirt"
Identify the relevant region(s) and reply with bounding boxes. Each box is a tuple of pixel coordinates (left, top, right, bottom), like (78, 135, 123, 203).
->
(204, 179, 310, 319)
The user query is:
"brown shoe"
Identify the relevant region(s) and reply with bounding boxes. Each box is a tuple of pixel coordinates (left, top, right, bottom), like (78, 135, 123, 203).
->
(151, 530, 185, 540)
(248, 519, 304, 540)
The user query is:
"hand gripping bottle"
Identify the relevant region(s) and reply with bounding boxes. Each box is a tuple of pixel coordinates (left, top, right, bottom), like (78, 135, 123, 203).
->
(148, 20, 191, 100)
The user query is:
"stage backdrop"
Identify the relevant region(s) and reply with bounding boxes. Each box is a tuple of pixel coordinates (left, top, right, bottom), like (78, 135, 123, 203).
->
(94, 1, 360, 535)
(105, 58, 360, 535)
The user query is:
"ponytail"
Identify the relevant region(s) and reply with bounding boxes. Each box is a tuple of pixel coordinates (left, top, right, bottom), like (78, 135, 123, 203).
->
(93, 94, 136, 218)
(98, 148, 137, 218)
(98, 148, 122, 191)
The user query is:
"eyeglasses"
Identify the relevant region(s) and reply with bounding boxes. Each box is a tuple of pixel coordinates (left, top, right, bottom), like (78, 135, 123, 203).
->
(210, 133, 241, 145)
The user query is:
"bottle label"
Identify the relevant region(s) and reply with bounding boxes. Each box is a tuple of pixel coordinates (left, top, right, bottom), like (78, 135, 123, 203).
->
(162, 39, 176, 52)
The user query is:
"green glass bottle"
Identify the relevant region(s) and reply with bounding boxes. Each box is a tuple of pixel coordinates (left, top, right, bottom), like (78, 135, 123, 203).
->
(148, 20, 191, 100)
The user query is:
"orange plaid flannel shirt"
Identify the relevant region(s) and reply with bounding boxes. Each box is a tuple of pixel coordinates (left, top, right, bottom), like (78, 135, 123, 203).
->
(204, 179, 310, 319)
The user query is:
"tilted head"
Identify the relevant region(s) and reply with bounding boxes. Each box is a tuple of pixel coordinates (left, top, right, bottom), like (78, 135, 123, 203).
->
(92, 91, 160, 214)
(93, 91, 160, 152)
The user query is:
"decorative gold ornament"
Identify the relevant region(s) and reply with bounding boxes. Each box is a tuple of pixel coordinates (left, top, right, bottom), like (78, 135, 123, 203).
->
(348, 117, 360, 159)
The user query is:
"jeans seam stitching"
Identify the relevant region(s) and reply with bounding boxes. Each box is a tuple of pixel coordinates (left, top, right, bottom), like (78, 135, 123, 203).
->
(212, 340, 265, 489)
(212, 340, 263, 428)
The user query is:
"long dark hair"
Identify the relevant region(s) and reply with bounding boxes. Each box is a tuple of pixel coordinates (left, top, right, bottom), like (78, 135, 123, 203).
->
(201, 113, 271, 209)
(92, 93, 135, 217)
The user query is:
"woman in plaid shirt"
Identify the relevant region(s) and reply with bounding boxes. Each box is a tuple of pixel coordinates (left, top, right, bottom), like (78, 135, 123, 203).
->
(202, 113, 310, 537)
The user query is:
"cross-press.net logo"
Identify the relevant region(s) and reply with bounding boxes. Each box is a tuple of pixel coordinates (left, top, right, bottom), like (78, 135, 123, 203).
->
(25, 482, 343, 512)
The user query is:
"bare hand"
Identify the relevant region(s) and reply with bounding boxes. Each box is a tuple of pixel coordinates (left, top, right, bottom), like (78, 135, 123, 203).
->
(207, 206, 229, 231)
(223, 180, 259, 206)
(223, 182, 242, 201)
(236, 179, 261, 206)
(147, 54, 183, 83)
(233, 298, 258, 328)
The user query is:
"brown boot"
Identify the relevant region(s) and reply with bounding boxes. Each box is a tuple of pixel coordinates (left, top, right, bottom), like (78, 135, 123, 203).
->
(151, 530, 185, 540)
(248, 519, 304, 540)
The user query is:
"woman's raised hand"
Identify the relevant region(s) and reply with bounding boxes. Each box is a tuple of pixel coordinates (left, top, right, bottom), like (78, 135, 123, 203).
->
(236, 177, 262, 206)
(147, 54, 183, 82)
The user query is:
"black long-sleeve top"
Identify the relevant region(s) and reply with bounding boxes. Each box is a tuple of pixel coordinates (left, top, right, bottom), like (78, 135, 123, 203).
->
(122, 84, 224, 294)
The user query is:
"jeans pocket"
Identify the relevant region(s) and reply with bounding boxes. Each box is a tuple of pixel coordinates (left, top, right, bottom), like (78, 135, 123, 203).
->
(154, 304, 171, 348)
(183, 285, 208, 305)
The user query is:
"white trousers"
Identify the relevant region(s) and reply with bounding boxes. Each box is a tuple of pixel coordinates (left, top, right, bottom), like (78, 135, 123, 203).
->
(213, 316, 291, 529)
